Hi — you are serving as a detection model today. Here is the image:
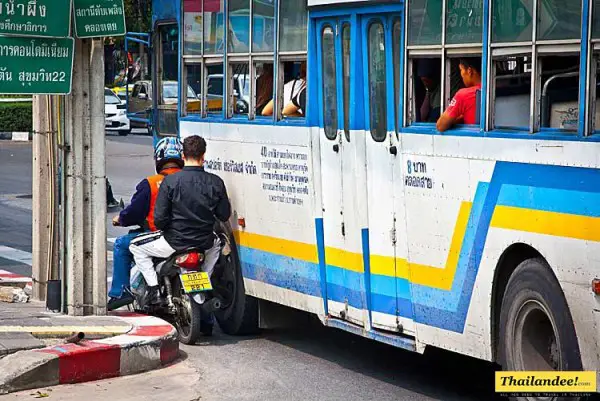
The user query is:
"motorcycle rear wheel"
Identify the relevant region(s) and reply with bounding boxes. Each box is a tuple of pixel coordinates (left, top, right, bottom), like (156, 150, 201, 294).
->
(175, 288, 202, 345)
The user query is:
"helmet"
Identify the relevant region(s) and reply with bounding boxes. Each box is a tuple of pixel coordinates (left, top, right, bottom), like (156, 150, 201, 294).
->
(154, 137, 184, 173)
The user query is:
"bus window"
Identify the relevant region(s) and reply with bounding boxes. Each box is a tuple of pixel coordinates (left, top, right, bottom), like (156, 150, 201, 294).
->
(254, 62, 274, 117)
(206, 64, 224, 114)
(367, 21, 387, 142)
(278, 60, 307, 119)
(252, 0, 274, 52)
(183, 0, 202, 55)
(229, 0, 250, 53)
(445, 0, 483, 45)
(492, 56, 531, 130)
(229, 62, 250, 116)
(279, 0, 307, 52)
(321, 25, 337, 140)
(537, 0, 581, 41)
(204, 0, 224, 54)
(184, 64, 202, 116)
(342, 23, 351, 140)
(392, 19, 401, 132)
(409, 58, 442, 124)
(540, 55, 580, 131)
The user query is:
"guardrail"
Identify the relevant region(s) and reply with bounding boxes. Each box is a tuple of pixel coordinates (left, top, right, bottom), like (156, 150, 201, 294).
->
(0, 98, 32, 103)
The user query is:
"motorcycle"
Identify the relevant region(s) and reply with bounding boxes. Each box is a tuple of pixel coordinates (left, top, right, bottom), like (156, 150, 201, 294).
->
(125, 229, 233, 344)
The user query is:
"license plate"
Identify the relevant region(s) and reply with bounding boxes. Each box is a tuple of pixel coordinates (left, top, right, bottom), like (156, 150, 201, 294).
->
(180, 272, 212, 294)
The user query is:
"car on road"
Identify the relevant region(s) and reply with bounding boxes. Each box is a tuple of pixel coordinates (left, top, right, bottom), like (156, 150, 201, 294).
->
(104, 88, 130, 136)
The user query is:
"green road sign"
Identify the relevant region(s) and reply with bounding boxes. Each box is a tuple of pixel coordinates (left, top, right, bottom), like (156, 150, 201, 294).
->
(0, 0, 72, 38)
(73, 0, 126, 38)
(0, 36, 74, 94)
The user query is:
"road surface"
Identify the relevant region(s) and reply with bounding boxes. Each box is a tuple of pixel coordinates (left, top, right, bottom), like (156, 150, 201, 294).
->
(0, 133, 504, 401)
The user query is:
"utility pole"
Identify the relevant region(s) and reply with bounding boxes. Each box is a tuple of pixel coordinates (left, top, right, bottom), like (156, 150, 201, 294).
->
(63, 38, 107, 316)
(31, 96, 59, 302)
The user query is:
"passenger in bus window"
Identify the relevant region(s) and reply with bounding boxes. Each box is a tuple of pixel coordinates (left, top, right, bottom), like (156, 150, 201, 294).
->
(255, 63, 274, 116)
(262, 61, 307, 117)
(416, 59, 441, 123)
(436, 57, 482, 132)
(283, 83, 306, 116)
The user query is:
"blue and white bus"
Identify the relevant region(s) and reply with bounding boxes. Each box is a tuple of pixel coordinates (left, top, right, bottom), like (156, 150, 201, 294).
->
(131, 0, 600, 394)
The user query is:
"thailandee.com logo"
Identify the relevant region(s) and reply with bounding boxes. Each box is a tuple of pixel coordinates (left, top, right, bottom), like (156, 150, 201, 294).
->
(495, 372, 596, 397)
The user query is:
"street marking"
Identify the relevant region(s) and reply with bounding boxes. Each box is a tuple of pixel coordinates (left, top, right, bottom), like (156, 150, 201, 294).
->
(0, 245, 32, 266)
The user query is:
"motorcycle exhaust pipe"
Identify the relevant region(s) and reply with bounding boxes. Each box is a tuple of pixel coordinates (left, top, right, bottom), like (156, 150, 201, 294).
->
(201, 297, 221, 314)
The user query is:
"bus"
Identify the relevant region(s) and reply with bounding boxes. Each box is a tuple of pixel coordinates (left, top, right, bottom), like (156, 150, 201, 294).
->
(131, 0, 600, 394)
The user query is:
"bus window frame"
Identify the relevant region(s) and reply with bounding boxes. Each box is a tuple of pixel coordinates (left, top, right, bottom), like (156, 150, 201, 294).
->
(179, 0, 308, 125)
(404, 0, 483, 132)
(486, 0, 585, 136)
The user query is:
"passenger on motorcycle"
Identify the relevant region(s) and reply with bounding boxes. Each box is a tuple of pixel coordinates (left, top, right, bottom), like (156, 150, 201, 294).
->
(107, 137, 184, 311)
(129, 135, 231, 310)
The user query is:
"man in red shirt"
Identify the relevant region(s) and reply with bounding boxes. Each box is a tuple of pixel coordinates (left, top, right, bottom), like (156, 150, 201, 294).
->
(436, 58, 482, 132)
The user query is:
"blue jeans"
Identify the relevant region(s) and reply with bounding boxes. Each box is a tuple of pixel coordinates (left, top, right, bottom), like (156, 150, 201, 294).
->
(108, 232, 143, 298)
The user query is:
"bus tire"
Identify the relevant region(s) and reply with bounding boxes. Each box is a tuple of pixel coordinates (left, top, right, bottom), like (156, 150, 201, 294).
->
(214, 222, 259, 335)
(498, 258, 582, 399)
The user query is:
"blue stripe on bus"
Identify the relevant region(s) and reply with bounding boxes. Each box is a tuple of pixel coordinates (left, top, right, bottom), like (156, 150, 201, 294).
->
(497, 185, 600, 217)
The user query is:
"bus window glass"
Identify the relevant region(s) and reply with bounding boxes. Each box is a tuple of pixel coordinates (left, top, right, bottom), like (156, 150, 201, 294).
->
(446, 0, 483, 44)
(206, 64, 224, 114)
(540, 55, 580, 130)
(231, 62, 250, 116)
(392, 19, 401, 131)
(254, 62, 274, 116)
(492, 0, 533, 43)
(368, 21, 387, 142)
(322, 25, 337, 140)
(204, 0, 224, 54)
(537, 0, 581, 41)
(229, 0, 250, 53)
(492, 56, 531, 129)
(593, 0, 600, 38)
(279, 0, 307, 52)
(183, 0, 202, 55)
(411, 58, 442, 123)
(252, 0, 274, 52)
(408, 0, 442, 46)
(185, 64, 202, 115)
(342, 23, 351, 140)
(161, 26, 179, 84)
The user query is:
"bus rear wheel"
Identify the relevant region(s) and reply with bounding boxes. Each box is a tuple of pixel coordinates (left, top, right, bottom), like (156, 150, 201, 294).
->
(498, 258, 582, 401)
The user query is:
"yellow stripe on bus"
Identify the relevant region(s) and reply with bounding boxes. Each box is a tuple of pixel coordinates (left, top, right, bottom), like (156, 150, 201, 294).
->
(234, 231, 319, 264)
(490, 205, 600, 242)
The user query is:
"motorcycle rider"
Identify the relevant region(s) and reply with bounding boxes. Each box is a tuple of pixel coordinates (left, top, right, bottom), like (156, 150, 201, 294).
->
(107, 137, 184, 311)
(129, 135, 231, 329)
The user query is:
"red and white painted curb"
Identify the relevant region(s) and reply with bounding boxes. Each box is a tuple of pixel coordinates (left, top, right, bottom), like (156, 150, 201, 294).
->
(0, 311, 179, 394)
(0, 269, 32, 292)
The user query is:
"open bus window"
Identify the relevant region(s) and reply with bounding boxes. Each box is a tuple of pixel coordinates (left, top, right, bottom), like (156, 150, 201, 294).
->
(205, 64, 224, 114)
(539, 55, 580, 131)
(408, 57, 442, 124)
(492, 56, 531, 130)
(278, 60, 307, 119)
(254, 62, 274, 117)
(184, 64, 202, 116)
(229, 62, 250, 116)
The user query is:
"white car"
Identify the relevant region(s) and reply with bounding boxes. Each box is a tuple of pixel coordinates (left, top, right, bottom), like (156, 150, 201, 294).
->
(105, 88, 131, 136)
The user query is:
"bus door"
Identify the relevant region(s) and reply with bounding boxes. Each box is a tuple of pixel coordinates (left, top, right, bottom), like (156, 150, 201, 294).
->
(153, 23, 179, 137)
(317, 18, 367, 326)
(362, 15, 415, 336)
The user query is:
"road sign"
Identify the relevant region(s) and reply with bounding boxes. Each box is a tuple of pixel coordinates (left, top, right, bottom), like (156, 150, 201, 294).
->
(0, 0, 72, 38)
(73, 0, 126, 38)
(0, 36, 75, 94)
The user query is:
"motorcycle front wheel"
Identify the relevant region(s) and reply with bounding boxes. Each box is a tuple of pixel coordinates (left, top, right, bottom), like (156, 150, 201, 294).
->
(174, 281, 202, 345)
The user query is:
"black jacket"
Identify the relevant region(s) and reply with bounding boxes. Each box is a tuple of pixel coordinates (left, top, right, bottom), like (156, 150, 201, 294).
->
(154, 166, 231, 251)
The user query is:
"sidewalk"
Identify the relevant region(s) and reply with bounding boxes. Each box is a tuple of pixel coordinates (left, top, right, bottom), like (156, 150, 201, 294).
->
(0, 300, 179, 394)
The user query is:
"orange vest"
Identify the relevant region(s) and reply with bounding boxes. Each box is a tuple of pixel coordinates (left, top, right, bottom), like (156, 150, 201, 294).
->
(146, 167, 181, 231)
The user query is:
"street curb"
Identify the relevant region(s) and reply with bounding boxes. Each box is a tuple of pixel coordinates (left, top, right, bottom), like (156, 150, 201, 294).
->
(0, 311, 179, 395)
(0, 132, 32, 141)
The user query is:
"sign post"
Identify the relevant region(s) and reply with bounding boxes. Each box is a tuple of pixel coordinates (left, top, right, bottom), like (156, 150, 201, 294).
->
(0, 0, 72, 38)
(73, 0, 126, 38)
(0, 36, 74, 94)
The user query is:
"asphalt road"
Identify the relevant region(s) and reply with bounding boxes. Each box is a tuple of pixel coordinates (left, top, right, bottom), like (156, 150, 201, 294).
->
(0, 133, 504, 401)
